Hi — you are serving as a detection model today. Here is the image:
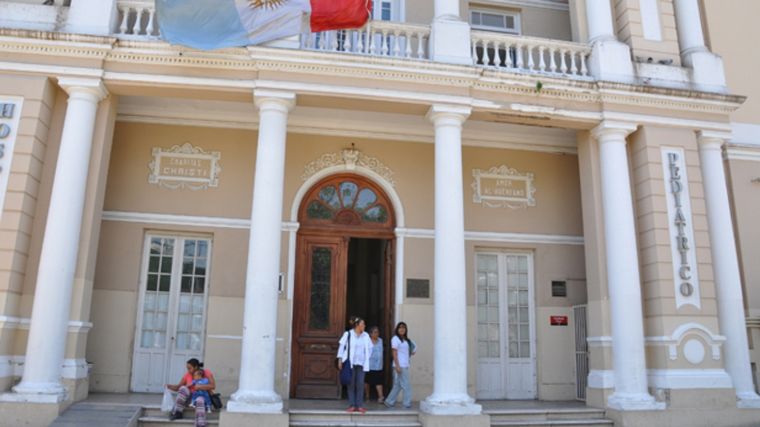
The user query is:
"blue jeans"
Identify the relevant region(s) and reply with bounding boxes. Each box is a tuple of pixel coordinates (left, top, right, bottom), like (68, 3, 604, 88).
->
(348, 365, 366, 408)
(385, 367, 411, 408)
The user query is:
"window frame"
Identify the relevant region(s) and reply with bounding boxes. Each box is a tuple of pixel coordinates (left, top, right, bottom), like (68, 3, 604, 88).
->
(469, 8, 522, 35)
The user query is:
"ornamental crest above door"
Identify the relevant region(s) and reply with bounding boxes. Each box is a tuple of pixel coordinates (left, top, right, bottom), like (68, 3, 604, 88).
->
(301, 147, 396, 187)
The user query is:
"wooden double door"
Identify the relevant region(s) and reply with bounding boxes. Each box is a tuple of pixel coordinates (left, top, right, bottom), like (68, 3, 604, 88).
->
(291, 233, 394, 398)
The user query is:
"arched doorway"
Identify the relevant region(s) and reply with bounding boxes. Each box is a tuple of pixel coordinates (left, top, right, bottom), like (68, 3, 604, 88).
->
(291, 173, 396, 399)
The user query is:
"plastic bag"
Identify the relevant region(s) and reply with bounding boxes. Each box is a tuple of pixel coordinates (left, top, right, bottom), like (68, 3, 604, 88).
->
(161, 387, 175, 413)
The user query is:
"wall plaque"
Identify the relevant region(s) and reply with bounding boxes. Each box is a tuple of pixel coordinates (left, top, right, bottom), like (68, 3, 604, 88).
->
(550, 315, 568, 326)
(0, 99, 23, 222)
(148, 143, 221, 191)
(661, 147, 700, 309)
(472, 165, 536, 209)
(406, 279, 430, 299)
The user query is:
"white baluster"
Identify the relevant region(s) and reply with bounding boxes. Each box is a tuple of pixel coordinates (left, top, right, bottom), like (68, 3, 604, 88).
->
(147, 8, 156, 36)
(136, 7, 145, 35)
(319, 32, 328, 51)
(118, 5, 129, 35)
(516, 44, 524, 70)
(495, 41, 504, 68)
(527, 45, 535, 70)
(538, 46, 546, 72)
(370, 29, 378, 55)
(357, 29, 365, 53)
(393, 30, 401, 57)
(549, 47, 557, 73)
(381, 30, 389, 55)
(559, 49, 568, 74)
(569, 51, 578, 75)
(404, 33, 413, 58)
(331, 31, 339, 51)
(417, 32, 425, 59)
(580, 53, 589, 76)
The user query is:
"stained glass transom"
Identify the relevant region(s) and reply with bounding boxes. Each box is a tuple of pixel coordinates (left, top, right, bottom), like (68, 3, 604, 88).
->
(303, 177, 392, 226)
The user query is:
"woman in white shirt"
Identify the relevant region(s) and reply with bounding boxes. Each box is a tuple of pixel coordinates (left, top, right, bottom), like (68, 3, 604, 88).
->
(384, 321, 415, 409)
(337, 316, 372, 413)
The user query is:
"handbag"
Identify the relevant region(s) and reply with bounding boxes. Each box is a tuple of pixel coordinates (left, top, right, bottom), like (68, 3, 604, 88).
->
(339, 331, 352, 385)
(210, 393, 223, 410)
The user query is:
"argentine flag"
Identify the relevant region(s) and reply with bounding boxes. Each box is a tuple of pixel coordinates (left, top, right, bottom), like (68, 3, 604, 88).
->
(156, 0, 311, 50)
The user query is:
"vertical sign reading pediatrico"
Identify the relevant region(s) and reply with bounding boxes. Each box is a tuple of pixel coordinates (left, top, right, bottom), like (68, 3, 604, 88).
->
(0, 98, 23, 222)
(661, 147, 700, 309)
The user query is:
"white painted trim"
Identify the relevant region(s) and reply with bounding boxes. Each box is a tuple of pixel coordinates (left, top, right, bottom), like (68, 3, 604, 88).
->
(207, 335, 243, 340)
(588, 368, 734, 390)
(103, 211, 584, 246)
(646, 369, 733, 389)
(639, 0, 663, 41)
(725, 145, 760, 162)
(102, 211, 251, 229)
(289, 165, 406, 226)
(464, 0, 569, 11)
(730, 123, 760, 147)
(588, 369, 615, 389)
(586, 336, 613, 347)
(396, 227, 584, 246)
(0, 316, 92, 333)
(0, 356, 90, 380)
(646, 323, 726, 361)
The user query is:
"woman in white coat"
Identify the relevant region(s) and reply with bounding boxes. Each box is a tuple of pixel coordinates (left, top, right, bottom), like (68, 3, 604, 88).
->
(337, 316, 372, 413)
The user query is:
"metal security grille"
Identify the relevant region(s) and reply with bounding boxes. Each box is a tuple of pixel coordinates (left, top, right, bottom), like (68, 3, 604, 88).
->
(573, 304, 588, 401)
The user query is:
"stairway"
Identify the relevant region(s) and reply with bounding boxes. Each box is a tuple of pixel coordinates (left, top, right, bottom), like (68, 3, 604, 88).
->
(289, 408, 422, 427)
(50, 402, 142, 427)
(139, 405, 219, 426)
(485, 406, 613, 427)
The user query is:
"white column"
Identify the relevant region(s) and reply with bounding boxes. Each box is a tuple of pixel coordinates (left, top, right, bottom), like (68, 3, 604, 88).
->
(592, 121, 662, 411)
(585, 0, 616, 43)
(673, 0, 708, 57)
(429, 0, 471, 65)
(697, 131, 760, 408)
(421, 105, 481, 416)
(227, 90, 295, 414)
(583, 0, 634, 83)
(434, 0, 459, 20)
(5, 78, 107, 403)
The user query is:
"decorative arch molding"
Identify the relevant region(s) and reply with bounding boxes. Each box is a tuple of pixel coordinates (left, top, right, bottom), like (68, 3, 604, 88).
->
(646, 322, 726, 361)
(292, 150, 405, 227)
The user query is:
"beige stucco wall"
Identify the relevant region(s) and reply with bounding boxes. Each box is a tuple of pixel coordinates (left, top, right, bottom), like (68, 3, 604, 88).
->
(703, 0, 760, 124)
(87, 120, 586, 398)
(614, 0, 681, 65)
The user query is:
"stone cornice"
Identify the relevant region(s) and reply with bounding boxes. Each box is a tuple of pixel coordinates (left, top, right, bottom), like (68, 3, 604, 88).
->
(0, 29, 747, 119)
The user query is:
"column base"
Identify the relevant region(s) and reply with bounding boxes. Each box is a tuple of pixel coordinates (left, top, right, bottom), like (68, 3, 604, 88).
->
(0, 400, 64, 427)
(0, 381, 67, 404)
(421, 394, 482, 415)
(219, 411, 289, 427)
(429, 19, 472, 65)
(607, 392, 666, 411)
(588, 40, 635, 84)
(737, 391, 760, 409)
(226, 389, 283, 414)
(685, 51, 727, 93)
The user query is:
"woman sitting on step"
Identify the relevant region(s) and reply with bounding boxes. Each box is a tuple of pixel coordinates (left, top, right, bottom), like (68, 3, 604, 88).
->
(166, 358, 216, 425)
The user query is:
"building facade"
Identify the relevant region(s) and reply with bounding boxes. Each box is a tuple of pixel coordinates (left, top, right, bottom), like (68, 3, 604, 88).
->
(0, 0, 758, 426)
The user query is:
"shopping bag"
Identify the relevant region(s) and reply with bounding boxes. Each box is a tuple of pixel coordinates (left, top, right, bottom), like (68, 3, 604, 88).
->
(161, 387, 175, 413)
(340, 362, 352, 385)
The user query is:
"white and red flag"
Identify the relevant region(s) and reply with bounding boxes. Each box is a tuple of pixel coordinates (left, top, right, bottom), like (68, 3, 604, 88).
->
(156, 0, 372, 50)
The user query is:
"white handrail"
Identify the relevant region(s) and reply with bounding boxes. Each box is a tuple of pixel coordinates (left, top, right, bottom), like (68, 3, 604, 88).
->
(471, 30, 591, 78)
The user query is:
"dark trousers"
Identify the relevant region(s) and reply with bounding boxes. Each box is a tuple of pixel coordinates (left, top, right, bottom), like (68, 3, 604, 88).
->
(347, 365, 366, 408)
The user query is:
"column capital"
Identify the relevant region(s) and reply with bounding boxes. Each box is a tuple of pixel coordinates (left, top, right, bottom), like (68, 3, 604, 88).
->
(697, 130, 732, 146)
(57, 77, 108, 102)
(591, 121, 638, 141)
(253, 89, 296, 112)
(426, 104, 471, 125)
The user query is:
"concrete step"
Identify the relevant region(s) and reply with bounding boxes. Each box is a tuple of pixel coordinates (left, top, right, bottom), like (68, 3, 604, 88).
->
(142, 405, 220, 419)
(51, 403, 142, 427)
(289, 408, 421, 427)
(485, 408, 607, 422)
(490, 420, 613, 427)
(138, 416, 219, 427)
